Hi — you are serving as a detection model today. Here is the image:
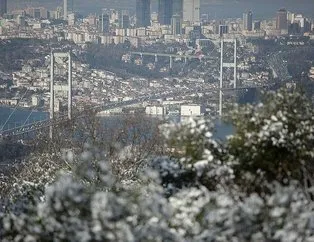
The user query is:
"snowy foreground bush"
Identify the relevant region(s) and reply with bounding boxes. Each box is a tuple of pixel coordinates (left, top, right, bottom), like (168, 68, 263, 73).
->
(2, 90, 314, 241)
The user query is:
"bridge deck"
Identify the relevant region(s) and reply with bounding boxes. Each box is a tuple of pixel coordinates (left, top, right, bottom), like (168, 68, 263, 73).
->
(0, 86, 265, 138)
(130, 52, 217, 60)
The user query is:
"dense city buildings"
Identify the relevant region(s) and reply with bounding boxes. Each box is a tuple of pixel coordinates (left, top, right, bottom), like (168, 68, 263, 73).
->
(243, 11, 253, 31)
(0, 0, 7, 16)
(26, 7, 49, 19)
(136, 0, 151, 27)
(0, 1, 313, 117)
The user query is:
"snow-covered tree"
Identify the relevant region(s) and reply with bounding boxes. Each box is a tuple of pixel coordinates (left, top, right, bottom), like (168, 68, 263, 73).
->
(2, 89, 314, 241)
(228, 89, 314, 192)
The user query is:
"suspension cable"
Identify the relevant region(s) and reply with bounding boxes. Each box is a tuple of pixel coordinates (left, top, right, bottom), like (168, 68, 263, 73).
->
(22, 108, 35, 126)
(0, 88, 29, 131)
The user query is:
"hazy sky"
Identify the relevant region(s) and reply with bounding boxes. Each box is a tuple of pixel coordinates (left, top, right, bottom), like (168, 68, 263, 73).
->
(8, 0, 314, 19)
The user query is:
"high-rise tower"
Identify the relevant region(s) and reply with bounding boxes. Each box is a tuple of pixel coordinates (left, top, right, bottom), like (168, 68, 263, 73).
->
(172, 0, 183, 17)
(183, 0, 200, 23)
(136, 0, 151, 27)
(64, 0, 68, 20)
(158, 0, 183, 25)
(64, 0, 74, 21)
(171, 14, 182, 35)
(120, 10, 130, 29)
(276, 8, 288, 30)
(99, 12, 110, 33)
(158, 0, 172, 25)
(243, 11, 253, 31)
(0, 0, 7, 17)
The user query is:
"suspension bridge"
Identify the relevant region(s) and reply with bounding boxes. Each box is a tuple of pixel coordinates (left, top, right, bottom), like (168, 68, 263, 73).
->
(0, 39, 266, 141)
(0, 86, 264, 140)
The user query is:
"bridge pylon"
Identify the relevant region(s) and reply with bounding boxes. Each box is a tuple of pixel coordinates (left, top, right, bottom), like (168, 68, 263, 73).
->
(219, 39, 237, 117)
(50, 51, 73, 139)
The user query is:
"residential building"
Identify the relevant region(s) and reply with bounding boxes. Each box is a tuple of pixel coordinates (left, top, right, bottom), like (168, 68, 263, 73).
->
(181, 104, 201, 116)
(145, 106, 165, 116)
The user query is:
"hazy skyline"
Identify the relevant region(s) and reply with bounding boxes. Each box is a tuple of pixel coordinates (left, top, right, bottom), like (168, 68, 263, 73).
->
(8, 0, 314, 19)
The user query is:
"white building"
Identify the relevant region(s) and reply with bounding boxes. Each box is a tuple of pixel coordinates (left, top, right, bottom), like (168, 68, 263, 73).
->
(68, 13, 76, 26)
(183, 0, 200, 23)
(180, 104, 202, 116)
(54, 99, 62, 112)
(32, 95, 40, 106)
(145, 106, 165, 116)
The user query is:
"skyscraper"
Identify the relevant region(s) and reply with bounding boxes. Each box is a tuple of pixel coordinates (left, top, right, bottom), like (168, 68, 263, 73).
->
(99, 13, 110, 33)
(0, 0, 7, 17)
(219, 25, 229, 37)
(64, 0, 68, 20)
(158, 0, 183, 25)
(243, 11, 253, 31)
(276, 8, 288, 30)
(254, 21, 261, 31)
(183, 0, 200, 23)
(158, 0, 172, 25)
(171, 14, 182, 35)
(119, 10, 130, 29)
(63, 0, 73, 20)
(172, 0, 183, 17)
(136, 0, 151, 27)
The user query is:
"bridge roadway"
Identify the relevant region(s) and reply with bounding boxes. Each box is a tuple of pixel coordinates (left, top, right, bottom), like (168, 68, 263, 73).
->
(0, 99, 139, 138)
(129, 51, 217, 60)
(0, 86, 264, 138)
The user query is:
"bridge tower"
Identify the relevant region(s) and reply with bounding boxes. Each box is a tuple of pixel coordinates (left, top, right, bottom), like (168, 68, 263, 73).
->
(219, 39, 237, 117)
(50, 51, 72, 139)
